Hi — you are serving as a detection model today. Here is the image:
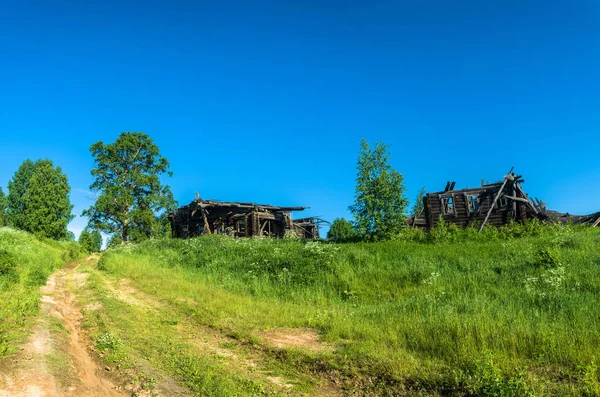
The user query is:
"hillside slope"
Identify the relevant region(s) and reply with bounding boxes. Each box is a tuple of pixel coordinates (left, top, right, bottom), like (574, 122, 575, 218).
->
(0, 227, 82, 356)
(94, 226, 600, 395)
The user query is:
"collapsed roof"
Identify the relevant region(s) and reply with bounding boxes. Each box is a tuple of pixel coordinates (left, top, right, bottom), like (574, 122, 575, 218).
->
(169, 196, 323, 239)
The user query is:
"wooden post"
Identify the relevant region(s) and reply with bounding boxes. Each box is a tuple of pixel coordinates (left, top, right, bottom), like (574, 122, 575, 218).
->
(202, 210, 211, 235)
(512, 182, 517, 218)
(479, 174, 513, 232)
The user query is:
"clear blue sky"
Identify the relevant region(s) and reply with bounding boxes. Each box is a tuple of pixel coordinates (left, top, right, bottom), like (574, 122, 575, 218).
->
(1, 0, 599, 238)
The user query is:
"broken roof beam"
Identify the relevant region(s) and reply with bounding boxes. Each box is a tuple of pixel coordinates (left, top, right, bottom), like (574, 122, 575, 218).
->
(192, 200, 308, 212)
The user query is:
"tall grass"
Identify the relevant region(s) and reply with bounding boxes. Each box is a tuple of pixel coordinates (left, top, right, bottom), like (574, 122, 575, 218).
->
(99, 225, 600, 395)
(0, 227, 83, 356)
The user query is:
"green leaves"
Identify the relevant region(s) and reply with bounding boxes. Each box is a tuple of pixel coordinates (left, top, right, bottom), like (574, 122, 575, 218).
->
(411, 187, 426, 218)
(327, 218, 357, 242)
(83, 132, 176, 244)
(349, 139, 409, 240)
(79, 228, 103, 252)
(5, 159, 74, 240)
(0, 187, 6, 227)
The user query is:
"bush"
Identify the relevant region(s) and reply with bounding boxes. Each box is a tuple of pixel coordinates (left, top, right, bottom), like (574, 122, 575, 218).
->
(535, 247, 561, 269)
(60, 241, 84, 262)
(462, 355, 535, 397)
(0, 250, 17, 277)
(327, 218, 357, 242)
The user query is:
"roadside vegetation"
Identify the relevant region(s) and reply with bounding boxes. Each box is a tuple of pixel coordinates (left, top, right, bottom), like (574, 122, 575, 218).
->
(94, 222, 600, 395)
(0, 228, 83, 356)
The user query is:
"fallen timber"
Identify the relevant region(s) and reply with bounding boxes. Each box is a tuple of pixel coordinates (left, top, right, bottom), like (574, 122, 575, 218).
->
(169, 196, 323, 239)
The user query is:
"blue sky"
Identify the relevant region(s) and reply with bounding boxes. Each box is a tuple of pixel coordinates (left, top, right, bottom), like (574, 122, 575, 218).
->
(1, 0, 599, 238)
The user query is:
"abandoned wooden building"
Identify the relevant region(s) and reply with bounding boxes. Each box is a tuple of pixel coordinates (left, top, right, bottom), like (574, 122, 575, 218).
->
(169, 197, 322, 239)
(409, 169, 600, 230)
(410, 170, 544, 230)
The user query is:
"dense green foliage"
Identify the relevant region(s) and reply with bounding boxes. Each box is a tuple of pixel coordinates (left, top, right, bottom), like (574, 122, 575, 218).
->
(6, 160, 37, 230)
(5, 159, 74, 239)
(349, 138, 408, 240)
(99, 225, 600, 395)
(326, 217, 357, 241)
(0, 228, 83, 356)
(78, 228, 103, 252)
(83, 132, 176, 244)
(0, 187, 6, 226)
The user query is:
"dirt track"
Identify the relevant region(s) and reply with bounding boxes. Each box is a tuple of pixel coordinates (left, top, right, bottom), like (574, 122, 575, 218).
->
(0, 258, 125, 397)
(0, 256, 342, 397)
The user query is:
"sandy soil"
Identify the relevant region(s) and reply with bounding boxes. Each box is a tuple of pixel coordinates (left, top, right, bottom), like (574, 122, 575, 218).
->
(0, 262, 125, 397)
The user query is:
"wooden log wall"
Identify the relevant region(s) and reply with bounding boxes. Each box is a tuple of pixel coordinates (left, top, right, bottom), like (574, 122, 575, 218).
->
(424, 185, 512, 229)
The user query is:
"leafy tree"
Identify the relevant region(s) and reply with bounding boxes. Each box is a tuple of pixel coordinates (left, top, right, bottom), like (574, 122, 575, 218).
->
(6, 160, 36, 229)
(6, 159, 74, 239)
(79, 228, 103, 252)
(327, 218, 357, 242)
(411, 187, 426, 218)
(83, 132, 176, 244)
(0, 187, 6, 227)
(349, 138, 408, 240)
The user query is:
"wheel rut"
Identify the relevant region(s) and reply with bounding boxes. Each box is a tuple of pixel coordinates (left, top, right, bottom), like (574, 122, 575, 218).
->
(0, 258, 126, 397)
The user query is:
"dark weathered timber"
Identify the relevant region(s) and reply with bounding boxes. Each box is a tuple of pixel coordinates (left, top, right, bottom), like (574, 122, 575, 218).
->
(418, 169, 552, 231)
(169, 198, 321, 239)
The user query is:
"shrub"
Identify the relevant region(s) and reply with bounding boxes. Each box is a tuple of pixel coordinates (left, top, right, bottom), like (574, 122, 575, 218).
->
(327, 218, 357, 242)
(463, 355, 535, 397)
(95, 332, 122, 351)
(0, 250, 17, 277)
(535, 247, 561, 269)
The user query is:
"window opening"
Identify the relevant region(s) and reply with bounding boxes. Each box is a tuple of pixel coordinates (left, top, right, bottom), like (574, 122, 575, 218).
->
(468, 195, 480, 213)
(442, 197, 454, 215)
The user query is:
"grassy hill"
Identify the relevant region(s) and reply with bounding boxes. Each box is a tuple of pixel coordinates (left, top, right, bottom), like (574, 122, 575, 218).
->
(0, 227, 83, 356)
(94, 224, 600, 395)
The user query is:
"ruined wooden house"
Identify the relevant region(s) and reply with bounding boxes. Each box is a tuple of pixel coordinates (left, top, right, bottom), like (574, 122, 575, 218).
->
(169, 197, 322, 239)
(411, 169, 544, 230)
(409, 169, 600, 230)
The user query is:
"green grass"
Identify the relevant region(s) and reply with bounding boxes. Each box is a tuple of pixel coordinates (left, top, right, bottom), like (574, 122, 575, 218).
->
(0, 227, 83, 356)
(97, 225, 600, 395)
(76, 264, 282, 396)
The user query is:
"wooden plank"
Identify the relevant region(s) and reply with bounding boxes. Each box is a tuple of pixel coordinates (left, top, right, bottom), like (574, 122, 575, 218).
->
(503, 195, 530, 204)
(452, 193, 456, 216)
(464, 193, 470, 217)
(202, 210, 211, 235)
(512, 184, 517, 217)
(479, 177, 509, 232)
(514, 184, 539, 215)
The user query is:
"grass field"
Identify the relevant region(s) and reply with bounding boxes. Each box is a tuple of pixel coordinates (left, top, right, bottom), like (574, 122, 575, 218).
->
(0, 227, 83, 356)
(94, 223, 600, 396)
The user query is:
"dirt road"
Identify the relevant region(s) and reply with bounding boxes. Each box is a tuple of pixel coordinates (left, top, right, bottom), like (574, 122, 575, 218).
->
(0, 256, 342, 397)
(0, 258, 125, 397)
